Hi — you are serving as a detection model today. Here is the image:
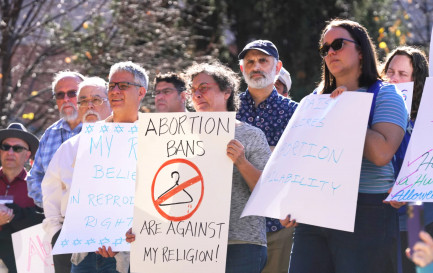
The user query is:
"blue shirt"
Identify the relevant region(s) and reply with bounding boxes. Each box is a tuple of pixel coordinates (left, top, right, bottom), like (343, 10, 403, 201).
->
(237, 88, 298, 232)
(27, 119, 82, 207)
(236, 89, 298, 146)
(358, 84, 408, 193)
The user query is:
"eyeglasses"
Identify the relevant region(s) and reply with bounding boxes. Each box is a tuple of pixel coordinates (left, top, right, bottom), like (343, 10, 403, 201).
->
(77, 97, 108, 107)
(186, 83, 218, 97)
(153, 88, 178, 97)
(319, 38, 358, 58)
(108, 82, 142, 91)
(53, 90, 77, 100)
(0, 144, 29, 153)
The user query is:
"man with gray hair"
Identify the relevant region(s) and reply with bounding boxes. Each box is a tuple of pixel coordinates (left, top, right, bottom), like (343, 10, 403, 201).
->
(27, 71, 85, 208)
(43, 62, 148, 273)
(237, 40, 298, 273)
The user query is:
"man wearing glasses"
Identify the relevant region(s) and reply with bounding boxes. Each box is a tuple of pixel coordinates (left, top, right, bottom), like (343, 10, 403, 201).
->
(76, 77, 112, 123)
(42, 62, 148, 273)
(0, 123, 44, 273)
(42, 76, 115, 273)
(27, 70, 84, 272)
(153, 72, 186, 113)
(27, 71, 85, 209)
(237, 40, 298, 273)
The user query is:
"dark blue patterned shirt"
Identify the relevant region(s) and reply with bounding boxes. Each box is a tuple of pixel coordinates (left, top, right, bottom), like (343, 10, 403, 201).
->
(236, 89, 298, 146)
(237, 88, 298, 232)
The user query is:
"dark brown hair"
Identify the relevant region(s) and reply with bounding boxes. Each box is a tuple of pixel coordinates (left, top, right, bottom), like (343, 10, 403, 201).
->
(382, 46, 429, 120)
(319, 19, 380, 94)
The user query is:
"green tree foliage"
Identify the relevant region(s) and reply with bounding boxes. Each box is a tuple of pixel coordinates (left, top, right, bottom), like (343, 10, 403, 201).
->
(0, 0, 109, 134)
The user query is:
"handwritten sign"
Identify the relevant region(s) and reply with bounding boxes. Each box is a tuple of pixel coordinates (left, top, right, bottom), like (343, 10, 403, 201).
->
(131, 112, 235, 273)
(52, 123, 137, 254)
(386, 77, 433, 202)
(12, 224, 54, 273)
(242, 92, 372, 232)
(395, 82, 414, 115)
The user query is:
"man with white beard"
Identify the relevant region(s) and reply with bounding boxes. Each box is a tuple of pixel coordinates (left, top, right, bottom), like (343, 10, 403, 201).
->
(77, 77, 112, 123)
(236, 40, 298, 273)
(27, 70, 85, 272)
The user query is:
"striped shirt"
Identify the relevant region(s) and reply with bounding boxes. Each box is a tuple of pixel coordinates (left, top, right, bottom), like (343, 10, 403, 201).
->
(359, 83, 408, 193)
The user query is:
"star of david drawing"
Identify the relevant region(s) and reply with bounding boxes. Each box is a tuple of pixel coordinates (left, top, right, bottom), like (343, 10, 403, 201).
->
(85, 124, 95, 133)
(128, 125, 138, 134)
(100, 125, 109, 133)
(114, 125, 124, 133)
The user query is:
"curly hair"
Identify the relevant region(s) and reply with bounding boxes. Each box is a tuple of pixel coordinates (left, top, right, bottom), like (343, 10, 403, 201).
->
(382, 46, 429, 121)
(183, 61, 240, 111)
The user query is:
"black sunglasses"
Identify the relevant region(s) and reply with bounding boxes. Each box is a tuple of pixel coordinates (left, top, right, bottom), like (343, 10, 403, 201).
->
(319, 38, 358, 58)
(0, 144, 29, 153)
(54, 90, 77, 100)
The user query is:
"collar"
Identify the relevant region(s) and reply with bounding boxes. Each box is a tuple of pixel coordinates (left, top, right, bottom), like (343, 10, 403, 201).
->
(241, 88, 279, 108)
(0, 168, 27, 184)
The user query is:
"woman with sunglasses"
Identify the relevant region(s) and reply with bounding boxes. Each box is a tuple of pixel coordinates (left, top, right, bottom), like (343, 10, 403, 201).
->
(285, 19, 408, 273)
(382, 46, 429, 273)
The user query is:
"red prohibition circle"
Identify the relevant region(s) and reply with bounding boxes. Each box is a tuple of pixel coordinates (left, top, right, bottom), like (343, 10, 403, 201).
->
(151, 158, 204, 221)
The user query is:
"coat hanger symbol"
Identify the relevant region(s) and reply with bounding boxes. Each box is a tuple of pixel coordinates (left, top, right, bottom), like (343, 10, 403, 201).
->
(158, 171, 193, 206)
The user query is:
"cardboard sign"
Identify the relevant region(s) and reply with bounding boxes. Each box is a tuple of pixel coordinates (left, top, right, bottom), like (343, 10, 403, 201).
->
(52, 123, 137, 254)
(386, 77, 433, 202)
(12, 224, 54, 273)
(130, 112, 235, 273)
(242, 92, 372, 232)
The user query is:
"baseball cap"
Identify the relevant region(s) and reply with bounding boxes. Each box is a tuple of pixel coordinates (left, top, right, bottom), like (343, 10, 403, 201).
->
(238, 40, 279, 60)
(276, 67, 292, 91)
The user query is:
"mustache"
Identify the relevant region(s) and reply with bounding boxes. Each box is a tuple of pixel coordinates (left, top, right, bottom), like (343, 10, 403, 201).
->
(248, 71, 266, 79)
(83, 110, 101, 121)
(60, 102, 77, 112)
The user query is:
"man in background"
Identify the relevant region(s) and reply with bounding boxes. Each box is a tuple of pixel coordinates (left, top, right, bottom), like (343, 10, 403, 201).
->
(154, 72, 186, 113)
(237, 40, 298, 273)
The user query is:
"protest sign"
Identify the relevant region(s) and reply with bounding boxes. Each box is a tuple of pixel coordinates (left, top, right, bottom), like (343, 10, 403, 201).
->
(12, 223, 54, 273)
(52, 123, 137, 254)
(386, 77, 433, 202)
(242, 92, 372, 232)
(131, 112, 235, 273)
(395, 82, 414, 115)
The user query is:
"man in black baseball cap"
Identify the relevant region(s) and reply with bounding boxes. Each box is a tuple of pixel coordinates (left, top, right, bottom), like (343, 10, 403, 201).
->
(236, 40, 299, 273)
(0, 123, 43, 273)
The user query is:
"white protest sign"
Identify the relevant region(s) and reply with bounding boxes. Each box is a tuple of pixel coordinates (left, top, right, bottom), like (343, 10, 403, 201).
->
(131, 112, 235, 273)
(386, 77, 433, 202)
(395, 82, 414, 115)
(242, 92, 372, 232)
(52, 123, 137, 254)
(12, 223, 54, 273)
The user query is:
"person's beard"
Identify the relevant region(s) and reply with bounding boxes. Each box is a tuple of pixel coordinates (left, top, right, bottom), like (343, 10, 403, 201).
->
(243, 65, 277, 89)
(82, 109, 101, 122)
(60, 102, 78, 121)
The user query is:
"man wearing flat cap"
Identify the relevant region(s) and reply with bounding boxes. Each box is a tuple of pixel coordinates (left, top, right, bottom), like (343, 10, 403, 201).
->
(0, 123, 44, 273)
(237, 40, 298, 273)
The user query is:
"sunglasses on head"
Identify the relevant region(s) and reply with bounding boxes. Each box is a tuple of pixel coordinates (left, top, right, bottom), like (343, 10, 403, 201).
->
(54, 90, 77, 100)
(0, 144, 29, 153)
(319, 38, 358, 58)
